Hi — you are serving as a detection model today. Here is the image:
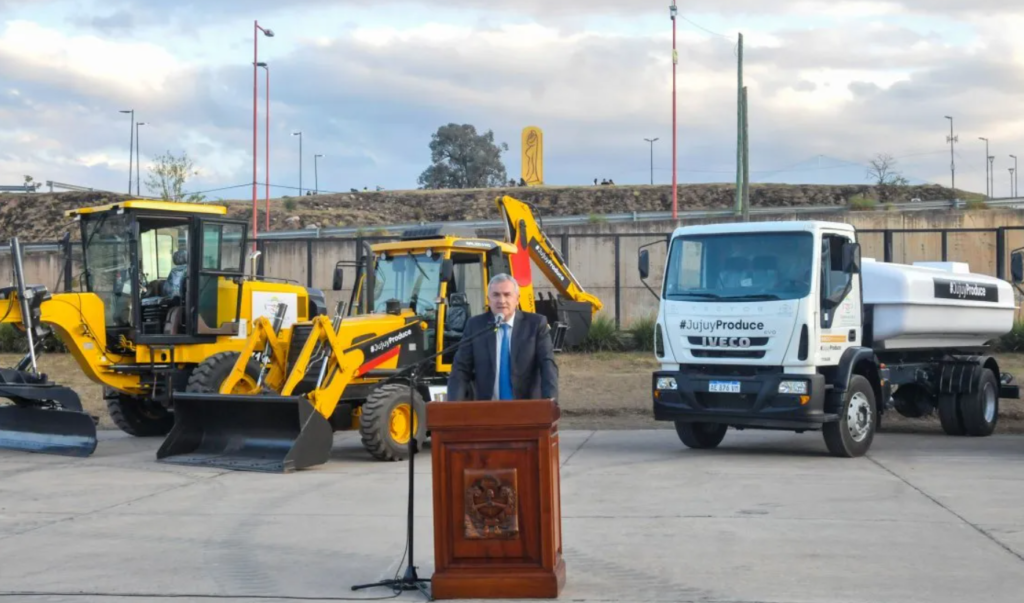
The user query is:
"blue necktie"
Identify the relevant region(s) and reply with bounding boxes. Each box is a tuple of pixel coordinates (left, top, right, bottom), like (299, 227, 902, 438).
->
(499, 323, 514, 400)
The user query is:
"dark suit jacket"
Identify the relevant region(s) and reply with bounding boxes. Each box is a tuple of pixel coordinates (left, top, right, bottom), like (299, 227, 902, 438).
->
(446, 310, 558, 402)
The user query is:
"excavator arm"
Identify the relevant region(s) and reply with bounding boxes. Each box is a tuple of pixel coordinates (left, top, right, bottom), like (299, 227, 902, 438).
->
(496, 195, 603, 315)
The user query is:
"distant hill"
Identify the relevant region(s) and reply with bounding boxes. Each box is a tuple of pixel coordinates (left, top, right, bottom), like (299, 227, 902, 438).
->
(0, 182, 969, 241)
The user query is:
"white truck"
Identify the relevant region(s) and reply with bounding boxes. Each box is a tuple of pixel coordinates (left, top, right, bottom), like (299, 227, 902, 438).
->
(637, 220, 1021, 457)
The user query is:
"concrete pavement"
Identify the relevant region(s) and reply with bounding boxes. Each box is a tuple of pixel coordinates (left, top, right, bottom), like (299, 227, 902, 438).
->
(0, 428, 1022, 603)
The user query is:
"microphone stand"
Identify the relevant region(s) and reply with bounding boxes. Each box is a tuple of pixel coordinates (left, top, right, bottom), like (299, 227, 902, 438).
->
(350, 313, 505, 600)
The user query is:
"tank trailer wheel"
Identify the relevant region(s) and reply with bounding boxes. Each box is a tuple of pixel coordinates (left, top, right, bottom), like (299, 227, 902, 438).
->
(959, 368, 999, 437)
(674, 421, 727, 449)
(937, 393, 966, 436)
(360, 383, 426, 461)
(104, 389, 174, 437)
(823, 374, 875, 458)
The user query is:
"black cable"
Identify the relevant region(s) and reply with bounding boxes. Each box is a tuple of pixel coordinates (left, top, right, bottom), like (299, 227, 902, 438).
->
(0, 592, 400, 601)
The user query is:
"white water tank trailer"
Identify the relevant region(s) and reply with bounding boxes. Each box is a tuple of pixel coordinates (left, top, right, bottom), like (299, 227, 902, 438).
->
(638, 220, 1021, 458)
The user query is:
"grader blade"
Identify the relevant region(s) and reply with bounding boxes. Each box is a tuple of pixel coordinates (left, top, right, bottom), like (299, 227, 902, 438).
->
(156, 391, 333, 473)
(0, 369, 97, 458)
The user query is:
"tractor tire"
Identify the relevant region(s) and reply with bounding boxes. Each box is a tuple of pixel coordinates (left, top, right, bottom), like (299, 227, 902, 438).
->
(959, 369, 999, 437)
(105, 390, 174, 437)
(937, 393, 966, 436)
(360, 383, 426, 462)
(674, 421, 727, 449)
(187, 351, 263, 394)
(823, 375, 876, 458)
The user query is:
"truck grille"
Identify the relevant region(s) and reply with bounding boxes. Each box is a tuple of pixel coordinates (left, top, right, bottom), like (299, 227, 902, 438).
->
(691, 349, 766, 359)
(696, 392, 757, 411)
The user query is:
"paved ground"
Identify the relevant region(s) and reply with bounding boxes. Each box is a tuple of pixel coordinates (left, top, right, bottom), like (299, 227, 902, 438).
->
(0, 428, 1022, 603)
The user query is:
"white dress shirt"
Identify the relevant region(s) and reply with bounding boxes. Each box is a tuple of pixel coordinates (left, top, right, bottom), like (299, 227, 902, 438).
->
(492, 312, 514, 399)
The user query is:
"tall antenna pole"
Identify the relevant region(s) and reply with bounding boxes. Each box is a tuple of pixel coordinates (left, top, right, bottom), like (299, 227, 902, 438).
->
(735, 33, 744, 216)
(741, 86, 749, 222)
(945, 116, 957, 200)
(670, 2, 678, 220)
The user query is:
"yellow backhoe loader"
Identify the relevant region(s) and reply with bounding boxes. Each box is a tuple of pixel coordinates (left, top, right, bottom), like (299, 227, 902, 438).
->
(0, 201, 327, 457)
(154, 195, 604, 471)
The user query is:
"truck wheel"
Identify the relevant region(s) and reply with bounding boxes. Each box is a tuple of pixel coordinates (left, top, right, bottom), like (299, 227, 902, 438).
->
(937, 394, 965, 436)
(360, 383, 426, 461)
(105, 390, 174, 437)
(959, 369, 999, 437)
(823, 375, 875, 458)
(675, 421, 727, 449)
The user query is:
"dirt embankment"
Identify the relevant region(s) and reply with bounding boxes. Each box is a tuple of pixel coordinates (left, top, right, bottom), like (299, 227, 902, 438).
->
(0, 182, 959, 240)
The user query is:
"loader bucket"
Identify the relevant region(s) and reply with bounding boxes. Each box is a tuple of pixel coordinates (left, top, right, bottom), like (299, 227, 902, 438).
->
(0, 369, 97, 458)
(156, 391, 334, 473)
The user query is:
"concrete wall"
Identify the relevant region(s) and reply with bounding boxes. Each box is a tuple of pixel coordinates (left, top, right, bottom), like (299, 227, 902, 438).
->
(11, 208, 1024, 328)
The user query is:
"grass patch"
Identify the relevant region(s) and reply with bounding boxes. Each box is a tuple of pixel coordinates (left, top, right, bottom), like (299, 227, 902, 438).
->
(624, 314, 656, 352)
(993, 320, 1024, 352)
(848, 194, 878, 211)
(965, 198, 989, 210)
(573, 314, 622, 352)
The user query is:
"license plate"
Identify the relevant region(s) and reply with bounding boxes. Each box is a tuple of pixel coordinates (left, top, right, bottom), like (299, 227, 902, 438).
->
(709, 380, 741, 393)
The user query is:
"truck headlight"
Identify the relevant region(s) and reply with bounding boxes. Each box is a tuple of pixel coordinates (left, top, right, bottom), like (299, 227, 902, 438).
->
(778, 380, 808, 395)
(656, 377, 678, 390)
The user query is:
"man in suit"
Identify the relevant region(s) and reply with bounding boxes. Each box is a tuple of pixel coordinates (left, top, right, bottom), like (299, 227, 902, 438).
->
(446, 273, 558, 402)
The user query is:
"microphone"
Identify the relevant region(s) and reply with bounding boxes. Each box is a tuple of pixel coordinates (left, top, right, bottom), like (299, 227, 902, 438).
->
(493, 313, 505, 327)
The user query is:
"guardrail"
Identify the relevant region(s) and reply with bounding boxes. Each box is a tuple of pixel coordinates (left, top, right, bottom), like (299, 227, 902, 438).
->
(254, 196, 1024, 240)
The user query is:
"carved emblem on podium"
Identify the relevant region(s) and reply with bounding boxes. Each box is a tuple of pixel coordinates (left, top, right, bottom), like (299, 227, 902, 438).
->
(463, 469, 519, 539)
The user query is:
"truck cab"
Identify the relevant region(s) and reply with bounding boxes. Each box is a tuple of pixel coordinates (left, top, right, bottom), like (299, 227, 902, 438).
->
(641, 219, 1018, 458)
(639, 221, 877, 457)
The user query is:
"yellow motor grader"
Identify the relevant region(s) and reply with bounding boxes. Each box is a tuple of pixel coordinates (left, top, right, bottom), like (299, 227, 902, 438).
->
(0, 200, 326, 457)
(154, 195, 603, 472)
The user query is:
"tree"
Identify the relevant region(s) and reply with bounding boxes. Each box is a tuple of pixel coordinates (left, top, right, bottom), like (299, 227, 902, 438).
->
(417, 124, 509, 189)
(866, 153, 909, 187)
(145, 151, 206, 202)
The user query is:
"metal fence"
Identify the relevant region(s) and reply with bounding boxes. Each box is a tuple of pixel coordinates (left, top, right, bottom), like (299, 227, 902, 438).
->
(9, 225, 1024, 329)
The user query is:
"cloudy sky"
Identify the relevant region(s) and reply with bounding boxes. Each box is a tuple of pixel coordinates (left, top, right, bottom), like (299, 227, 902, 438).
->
(2, 0, 1023, 200)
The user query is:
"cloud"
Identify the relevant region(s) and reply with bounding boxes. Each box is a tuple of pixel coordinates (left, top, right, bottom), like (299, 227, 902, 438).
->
(3, 3, 1024, 200)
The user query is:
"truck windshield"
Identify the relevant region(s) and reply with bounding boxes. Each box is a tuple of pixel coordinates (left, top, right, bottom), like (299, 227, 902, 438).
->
(372, 252, 443, 314)
(663, 232, 814, 302)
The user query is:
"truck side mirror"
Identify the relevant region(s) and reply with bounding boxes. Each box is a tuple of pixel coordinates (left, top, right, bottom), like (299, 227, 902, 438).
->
(842, 243, 861, 274)
(1012, 249, 1024, 284)
(639, 249, 650, 280)
(332, 263, 344, 291)
(440, 258, 454, 283)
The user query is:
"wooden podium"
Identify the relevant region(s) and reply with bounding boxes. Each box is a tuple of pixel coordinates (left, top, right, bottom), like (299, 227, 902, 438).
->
(428, 398, 566, 599)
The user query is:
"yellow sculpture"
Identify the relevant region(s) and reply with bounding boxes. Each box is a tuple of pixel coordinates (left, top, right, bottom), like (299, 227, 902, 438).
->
(521, 126, 544, 185)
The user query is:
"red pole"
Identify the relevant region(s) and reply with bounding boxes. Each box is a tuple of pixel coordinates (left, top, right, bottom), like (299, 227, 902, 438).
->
(252, 21, 259, 249)
(671, 3, 678, 220)
(265, 65, 270, 231)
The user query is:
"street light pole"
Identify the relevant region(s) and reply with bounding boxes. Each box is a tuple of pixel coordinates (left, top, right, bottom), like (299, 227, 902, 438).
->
(315, 154, 323, 194)
(253, 20, 274, 246)
(1011, 155, 1018, 197)
(1010, 168, 1015, 198)
(945, 116, 957, 198)
(644, 138, 658, 185)
(670, 2, 678, 220)
(257, 62, 270, 229)
(135, 122, 146, 197)
(293, 131, 302, 196)
(979, 137, 989, 198)
(119, 109, 133, 195)
(989, 156, 995, 198)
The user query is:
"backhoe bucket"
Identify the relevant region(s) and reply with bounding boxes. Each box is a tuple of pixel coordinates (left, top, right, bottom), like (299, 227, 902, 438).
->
(156, 391, 334, 473)
(0, 369, 97, 458)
